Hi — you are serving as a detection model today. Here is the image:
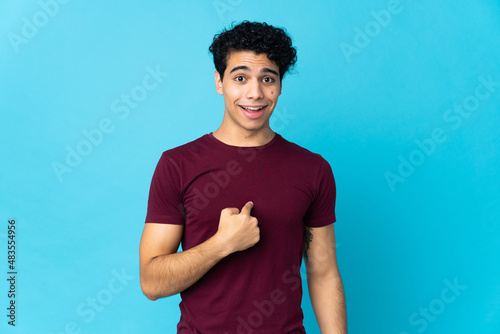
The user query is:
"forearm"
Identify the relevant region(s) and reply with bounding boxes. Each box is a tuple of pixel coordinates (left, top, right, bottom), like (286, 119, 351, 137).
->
(308, 271, 347, 334)
(141, 235, 228, 300)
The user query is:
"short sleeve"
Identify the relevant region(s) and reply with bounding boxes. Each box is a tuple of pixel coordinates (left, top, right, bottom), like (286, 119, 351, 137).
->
(145, 153, 185, 225)
(303, 157, 337, 227)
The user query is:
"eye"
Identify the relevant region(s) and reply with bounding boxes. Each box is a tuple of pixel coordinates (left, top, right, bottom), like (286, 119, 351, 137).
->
(263, 77, 275, 84)
(235, 75, 245, 82)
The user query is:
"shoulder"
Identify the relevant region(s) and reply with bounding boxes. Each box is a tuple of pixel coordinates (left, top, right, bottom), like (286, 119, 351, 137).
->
(159, 134, 211, 161)
(277, 134, 329, 167)
(151, 134, 212, 178)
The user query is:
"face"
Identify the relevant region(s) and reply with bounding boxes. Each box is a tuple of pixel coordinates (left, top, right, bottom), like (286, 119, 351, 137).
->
(215, 51, 282, 134)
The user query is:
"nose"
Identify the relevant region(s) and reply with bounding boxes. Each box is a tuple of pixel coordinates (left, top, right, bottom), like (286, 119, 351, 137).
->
(245, 79, 264, 100)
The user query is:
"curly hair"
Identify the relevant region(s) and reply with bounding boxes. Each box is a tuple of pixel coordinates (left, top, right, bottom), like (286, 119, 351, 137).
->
(209, 21, 297, 81)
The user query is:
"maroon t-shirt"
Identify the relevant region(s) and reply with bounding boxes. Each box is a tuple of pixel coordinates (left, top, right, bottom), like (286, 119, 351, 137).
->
(145, 132, 336, 333)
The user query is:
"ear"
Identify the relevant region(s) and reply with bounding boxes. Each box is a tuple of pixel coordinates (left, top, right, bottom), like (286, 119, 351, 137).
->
(215, 70, 223, 95)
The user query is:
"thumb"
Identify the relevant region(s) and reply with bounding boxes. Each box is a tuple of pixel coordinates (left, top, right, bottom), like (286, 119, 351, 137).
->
(240, 201, 254, 215)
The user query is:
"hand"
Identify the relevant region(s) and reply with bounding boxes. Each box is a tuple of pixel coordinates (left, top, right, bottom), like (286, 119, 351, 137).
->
(215, 201, 260, 255)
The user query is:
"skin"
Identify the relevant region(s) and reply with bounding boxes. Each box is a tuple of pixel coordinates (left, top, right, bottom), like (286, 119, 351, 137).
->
(139, 51, 347, 333)
(212, 51, 282, 147)
(139, 201, 258, 299)
(305, 224, 348, 333)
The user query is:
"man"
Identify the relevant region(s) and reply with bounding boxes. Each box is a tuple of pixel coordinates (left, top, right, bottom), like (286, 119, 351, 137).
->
(140, 21, 347, 333)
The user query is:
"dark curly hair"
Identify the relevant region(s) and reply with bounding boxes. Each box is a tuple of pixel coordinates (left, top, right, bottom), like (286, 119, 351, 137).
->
(209, 21, 297, 81)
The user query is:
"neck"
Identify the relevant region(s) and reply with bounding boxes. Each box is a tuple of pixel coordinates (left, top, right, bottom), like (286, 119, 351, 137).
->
(212, 124, 275, 147)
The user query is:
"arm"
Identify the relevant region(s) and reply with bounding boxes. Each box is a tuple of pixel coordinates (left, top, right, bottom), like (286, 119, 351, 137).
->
(305, 223, 347, 334)
(139, 223, 224, 300)
(139, 201, 259, 300)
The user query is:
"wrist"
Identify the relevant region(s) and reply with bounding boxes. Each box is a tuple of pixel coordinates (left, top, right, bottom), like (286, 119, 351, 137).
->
(209, 233, 231, 259)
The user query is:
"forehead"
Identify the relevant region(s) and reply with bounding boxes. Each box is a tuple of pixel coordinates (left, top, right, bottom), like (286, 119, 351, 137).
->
(225, 51, 279, 72)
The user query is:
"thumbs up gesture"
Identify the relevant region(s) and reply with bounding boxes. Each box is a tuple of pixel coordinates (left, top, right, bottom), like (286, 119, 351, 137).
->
(215, 201, 260, 255)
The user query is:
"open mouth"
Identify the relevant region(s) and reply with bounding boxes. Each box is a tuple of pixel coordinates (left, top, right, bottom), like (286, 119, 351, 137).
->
(240, 106, 266, 111)
(239, 105, 267, 119)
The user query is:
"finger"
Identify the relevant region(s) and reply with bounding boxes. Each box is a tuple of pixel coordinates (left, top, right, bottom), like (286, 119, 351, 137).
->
(240, 201, 254, 215)
(224, 207, 240, 215)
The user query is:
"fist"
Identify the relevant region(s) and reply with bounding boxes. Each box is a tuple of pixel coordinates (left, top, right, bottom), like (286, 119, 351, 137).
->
(216, 201, 260, 255)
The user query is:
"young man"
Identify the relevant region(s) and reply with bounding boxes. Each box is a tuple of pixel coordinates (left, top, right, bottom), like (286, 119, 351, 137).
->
(140, 21, 347, 333)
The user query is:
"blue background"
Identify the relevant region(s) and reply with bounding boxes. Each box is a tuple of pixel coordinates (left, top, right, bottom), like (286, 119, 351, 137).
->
(1, 0, 499, 333)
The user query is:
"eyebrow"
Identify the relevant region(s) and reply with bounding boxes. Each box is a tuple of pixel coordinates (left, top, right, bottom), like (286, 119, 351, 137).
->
(229, 65, 279, 77)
